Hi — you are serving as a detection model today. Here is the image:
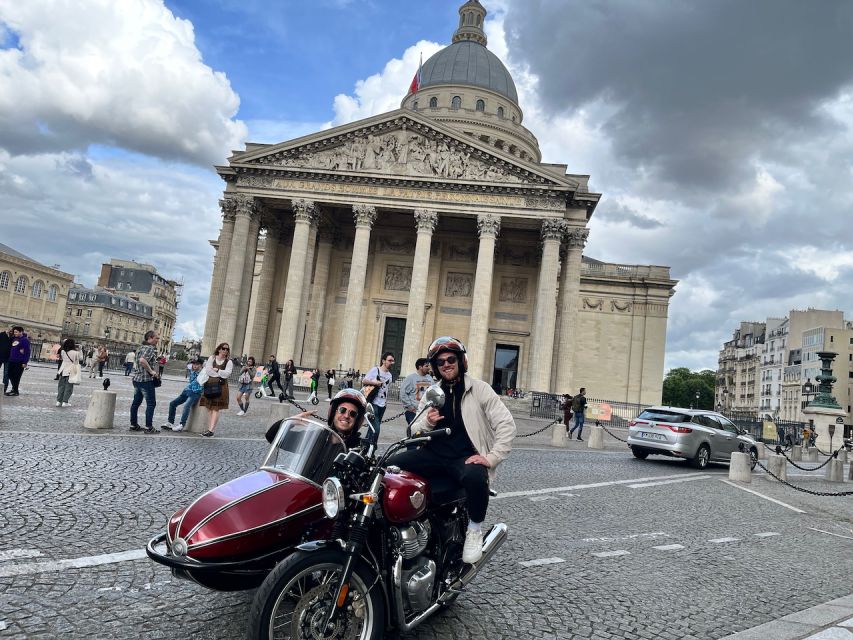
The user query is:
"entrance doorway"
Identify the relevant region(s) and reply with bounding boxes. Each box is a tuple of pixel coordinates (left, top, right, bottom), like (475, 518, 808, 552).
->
(492, 344, 519, 394)
(380, 317, 406, 379)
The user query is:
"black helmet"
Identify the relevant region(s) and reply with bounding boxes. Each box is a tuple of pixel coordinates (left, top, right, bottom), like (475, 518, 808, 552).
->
(427, 336, 468, 373)
(327, 388, 367, 429)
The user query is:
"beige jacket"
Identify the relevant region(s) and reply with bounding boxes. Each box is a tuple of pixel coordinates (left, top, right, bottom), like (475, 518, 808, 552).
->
(411, 374, 516, 482)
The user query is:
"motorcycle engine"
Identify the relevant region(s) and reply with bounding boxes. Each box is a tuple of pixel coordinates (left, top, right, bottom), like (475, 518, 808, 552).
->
(402, 557, 436, 614)
(392, 520, 431, 559)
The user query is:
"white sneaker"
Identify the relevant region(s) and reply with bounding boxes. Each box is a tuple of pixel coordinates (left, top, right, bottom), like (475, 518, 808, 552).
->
(237, 410, 245, 416)
(62, 402, 71, 407)
(172, 425, 184, 432)
(462, 529, 483, 564)
(160, 423, 174, 431)
(56, 401, 61, 407)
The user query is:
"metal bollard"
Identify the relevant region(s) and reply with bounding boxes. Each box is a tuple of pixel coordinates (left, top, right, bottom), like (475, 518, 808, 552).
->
(790, 446, 802, 462)
(826, 458, 845, 483)
(84, 390, 116, 430)
(767, 454, 787, 482)
(551, 423, 568, 448)
(728, 451, 752, 483)
(805, 448, 818, 462)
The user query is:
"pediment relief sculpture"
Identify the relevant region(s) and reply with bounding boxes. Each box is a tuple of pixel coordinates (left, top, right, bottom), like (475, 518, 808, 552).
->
(384, 265, 412, 292)
(499, 277, 528, 303)
(445, 272, 473, 298)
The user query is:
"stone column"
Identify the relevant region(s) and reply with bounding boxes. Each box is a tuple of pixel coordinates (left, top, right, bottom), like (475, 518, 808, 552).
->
(338, 204, 377, 370)
(232, 211, 261, 357)
(201, 198, 236, 355)
(302, 225, 335, 368)
(294, 223, 319, 364)
(466, 214, 500, 380)
(555, 227, 589, 393)
(276, 199, 316, 362)
(527, 219, 565, 392)
(247, 223, 280, 359)
(401, 209, 438, 374)
(215, 195, 255, 349)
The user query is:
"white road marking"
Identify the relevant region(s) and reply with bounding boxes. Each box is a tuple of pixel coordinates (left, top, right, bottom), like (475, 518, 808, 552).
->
(708, 537, 740, 544)
(494, 472, 716, 500)
(652, 544, 685, 551)
(719, 479, 807, 514)
(628, 475, 711, 489)
(529, 495, 558, 502)
(808, 528, 853, 541)
(592, 550, 630, 558)
(582, 532, 668, 543)
(558, 493, 578, 497)
(0, 621, 6, 631)
(754, 532, 781, 538)
(0, 549, 43, 562)
(519, 557, 565, 568)
(0, 549, 147, 578)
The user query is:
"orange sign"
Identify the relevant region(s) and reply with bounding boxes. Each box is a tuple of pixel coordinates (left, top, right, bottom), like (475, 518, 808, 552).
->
(586, 402, 612, 421)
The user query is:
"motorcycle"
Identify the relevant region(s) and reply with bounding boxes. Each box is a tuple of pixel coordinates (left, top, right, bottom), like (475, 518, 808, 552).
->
(246, 385, 509, 639)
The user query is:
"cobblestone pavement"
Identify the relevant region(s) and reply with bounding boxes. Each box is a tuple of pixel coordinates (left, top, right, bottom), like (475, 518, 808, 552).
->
(2, 365, 853, 639)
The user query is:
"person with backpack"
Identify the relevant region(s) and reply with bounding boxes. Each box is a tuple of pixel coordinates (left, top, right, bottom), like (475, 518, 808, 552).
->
(568, 387, 587, 441)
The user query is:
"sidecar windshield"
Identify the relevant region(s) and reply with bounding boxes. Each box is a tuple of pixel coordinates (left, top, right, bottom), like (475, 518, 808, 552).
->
(260, 418, 346, 486)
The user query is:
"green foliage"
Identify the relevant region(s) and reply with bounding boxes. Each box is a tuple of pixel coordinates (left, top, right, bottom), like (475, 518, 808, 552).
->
(662, 368, 716, 409)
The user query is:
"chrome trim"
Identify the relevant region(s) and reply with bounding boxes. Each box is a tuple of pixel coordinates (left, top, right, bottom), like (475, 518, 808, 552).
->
(392, 554, 442, 631)
(184, 477, 291, 541)
(442, 522, 507, 597)
(186, 503, 323, 551)
(258, 467, 321, 489)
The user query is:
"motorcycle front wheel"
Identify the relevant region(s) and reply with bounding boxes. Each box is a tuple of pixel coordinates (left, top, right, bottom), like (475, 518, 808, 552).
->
(247, 549, 384, 640)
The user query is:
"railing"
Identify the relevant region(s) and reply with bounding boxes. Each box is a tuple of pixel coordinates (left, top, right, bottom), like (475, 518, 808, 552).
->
(529, 392, 648, 426)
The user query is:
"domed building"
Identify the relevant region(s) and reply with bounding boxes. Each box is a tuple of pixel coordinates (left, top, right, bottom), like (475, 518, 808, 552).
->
(202, 1, 677, 403)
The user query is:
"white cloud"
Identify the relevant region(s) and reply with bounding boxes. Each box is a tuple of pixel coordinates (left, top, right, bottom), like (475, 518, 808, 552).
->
(0, 0, 247, 165)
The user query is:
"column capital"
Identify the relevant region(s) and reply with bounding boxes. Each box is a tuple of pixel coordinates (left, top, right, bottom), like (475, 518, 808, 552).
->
(541, 218, 566, 242)
(565, 226, 590, 249)
(476, 214, 500, 239)
(231, 194, 256, 219)
(414, 208, 439, 234)
(353, 204, 377, 228)
(219, 196, 237, 223)
(292, 198, 317, 224)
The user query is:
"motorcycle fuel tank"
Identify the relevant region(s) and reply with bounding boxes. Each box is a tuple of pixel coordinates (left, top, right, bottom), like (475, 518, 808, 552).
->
(382, 470, 429, 524)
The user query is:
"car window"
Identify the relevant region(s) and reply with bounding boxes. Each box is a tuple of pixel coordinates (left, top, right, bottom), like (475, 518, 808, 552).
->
(637, 410, 691, 423)
(715, 416, 740, 435)
(692, 415, 717, 428)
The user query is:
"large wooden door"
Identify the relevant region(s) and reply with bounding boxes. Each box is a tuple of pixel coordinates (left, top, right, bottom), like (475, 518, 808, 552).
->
(381, 317, 406, 379)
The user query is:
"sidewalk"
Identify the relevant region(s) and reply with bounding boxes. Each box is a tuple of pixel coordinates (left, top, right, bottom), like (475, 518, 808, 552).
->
(719, 593, 853, 639)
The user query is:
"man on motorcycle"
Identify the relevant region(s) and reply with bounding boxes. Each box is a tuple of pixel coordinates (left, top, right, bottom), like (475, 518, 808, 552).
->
(265, 388, 367, 450)
(392, 336, 516, 564)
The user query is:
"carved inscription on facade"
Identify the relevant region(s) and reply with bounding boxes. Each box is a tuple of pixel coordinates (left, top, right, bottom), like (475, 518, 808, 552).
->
(499, 277, 528, 303)
(384, 265, 412, 292)
(445, 273, 473, 298)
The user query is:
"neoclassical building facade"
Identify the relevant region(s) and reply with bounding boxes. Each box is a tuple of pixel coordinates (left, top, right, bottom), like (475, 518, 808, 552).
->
(201, 1, 677, 403)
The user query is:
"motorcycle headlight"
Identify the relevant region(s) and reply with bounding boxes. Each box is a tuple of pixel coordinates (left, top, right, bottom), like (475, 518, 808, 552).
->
(322, 477, 345, 519)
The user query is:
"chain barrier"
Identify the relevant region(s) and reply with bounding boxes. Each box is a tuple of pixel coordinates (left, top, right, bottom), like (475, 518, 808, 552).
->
(281, 396, 322, 419)
(755, 458, 853, 497)
(381, 410, 407, 424)
(598, 421, 629, 443)
(763, 441, 791, 453)
(517, 417, 562, 438)
(776, 445, 839, 471)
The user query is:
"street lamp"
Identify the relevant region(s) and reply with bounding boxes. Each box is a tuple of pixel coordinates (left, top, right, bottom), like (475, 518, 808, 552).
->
(694, 391, 700, 410)
(802, 378, 816, 408)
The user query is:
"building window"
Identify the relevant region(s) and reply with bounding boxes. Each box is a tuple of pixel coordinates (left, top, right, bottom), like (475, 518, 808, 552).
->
(429, 96, 438, 108)
(47, 285, 57, 302)
(66, 308, 72, 316)
(76, 309, 82, 317)
(412, 101, 418, 111)
(14, 276, 27, 294)
(32, 280, 43, 298)
(86, 309, 93, 318)
(497, 106, 504, 118)
(117, 282, 123, 290)
(74, 322, 80, 334)
(451, 96, 462, 109)
(475, 99, 485, 112)
(0, 271, 9, 290)
(83, 323, 90, 336)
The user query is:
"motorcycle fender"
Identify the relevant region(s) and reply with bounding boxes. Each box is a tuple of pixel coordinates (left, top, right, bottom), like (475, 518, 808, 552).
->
(295, 540, 340, 553)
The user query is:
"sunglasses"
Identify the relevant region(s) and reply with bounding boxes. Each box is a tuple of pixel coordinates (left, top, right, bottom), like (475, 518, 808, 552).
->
(435, 355, 458, 367)
(337, 406, 359, 419)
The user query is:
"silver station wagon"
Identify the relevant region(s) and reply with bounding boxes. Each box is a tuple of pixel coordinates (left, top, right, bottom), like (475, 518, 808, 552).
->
(626, 407, 758, 470)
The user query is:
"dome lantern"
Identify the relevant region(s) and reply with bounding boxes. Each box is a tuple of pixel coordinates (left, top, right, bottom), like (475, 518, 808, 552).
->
(453, 0, 488, 46)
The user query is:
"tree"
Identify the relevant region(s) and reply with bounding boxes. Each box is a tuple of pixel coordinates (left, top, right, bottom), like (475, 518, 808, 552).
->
(662, 368, 716, 409)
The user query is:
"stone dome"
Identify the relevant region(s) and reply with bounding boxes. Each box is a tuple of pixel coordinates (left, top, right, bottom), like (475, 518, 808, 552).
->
(419, 40, 519, 106)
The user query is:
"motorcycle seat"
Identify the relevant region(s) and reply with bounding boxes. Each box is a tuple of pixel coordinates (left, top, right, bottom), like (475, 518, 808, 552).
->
(429, 476, 467, 506)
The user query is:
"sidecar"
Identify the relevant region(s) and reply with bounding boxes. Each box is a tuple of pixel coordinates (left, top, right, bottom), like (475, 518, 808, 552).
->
(146, 418, 344, 591)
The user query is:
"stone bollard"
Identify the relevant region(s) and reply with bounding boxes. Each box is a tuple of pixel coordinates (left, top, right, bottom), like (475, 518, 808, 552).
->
(755, 444, 766, 460)
(551, 423, 568, 448)
(587, 424, 604, 450)
(790, 446, 802, 462)
(805, 448, 818, 463)
(728, 451, 752, 483)
(767, 454, 787, 482)
(186, 405, 208, 434)
(269, 403, 295, 424)
(849, 461, 853, 482)
(84, 390, 116, 430)
(826, 458, 845, 483)
(836, 449, 848, 464)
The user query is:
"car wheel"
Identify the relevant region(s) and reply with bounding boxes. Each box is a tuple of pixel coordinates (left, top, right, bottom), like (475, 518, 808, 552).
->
(691, 444, 710, 470)
(631, 446, 649, 460)
(749, 447, 758, 470)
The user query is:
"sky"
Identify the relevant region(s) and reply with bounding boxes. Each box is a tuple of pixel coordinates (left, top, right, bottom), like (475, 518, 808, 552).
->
(2, 0, 853, 373)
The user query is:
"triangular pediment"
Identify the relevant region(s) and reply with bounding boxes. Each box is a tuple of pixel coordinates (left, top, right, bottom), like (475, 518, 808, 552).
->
(227, 110, 576, 189)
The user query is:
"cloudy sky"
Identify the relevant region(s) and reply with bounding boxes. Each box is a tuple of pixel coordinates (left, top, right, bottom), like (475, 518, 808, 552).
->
(2, 0, 852, 373)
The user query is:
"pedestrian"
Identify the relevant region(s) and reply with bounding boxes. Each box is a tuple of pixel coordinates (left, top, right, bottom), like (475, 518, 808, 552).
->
(265, 355, 285, 395)
(361, 352, 395, 434)
(560, 394, 573, 434)
(0, 326, 10, 393)
(129, 331, 161, 433)
(4, 326, 30, 396)
(283, 359, 297, 400)
(325, 369, 336, 399)
(392, 336, 516, 564)
(124, 349, 135, 376)
(198, 342, 233, 437)
(97, 344, 109, 377)
(87, 347, 97, 378)
(568, 387, 588, 441)
(236, 356, 256, 416)
(400, 358, 433, 425)
(161, 357, 204, 432)
(56, 338, 81, 407)
(157, 354, 167, 377)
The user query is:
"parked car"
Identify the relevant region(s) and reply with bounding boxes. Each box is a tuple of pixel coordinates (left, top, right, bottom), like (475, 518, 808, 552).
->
(627, 407, 758, 470)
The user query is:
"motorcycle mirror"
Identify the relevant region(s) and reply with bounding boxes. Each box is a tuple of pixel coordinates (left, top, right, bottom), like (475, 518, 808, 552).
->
(423, 384, 445, 410)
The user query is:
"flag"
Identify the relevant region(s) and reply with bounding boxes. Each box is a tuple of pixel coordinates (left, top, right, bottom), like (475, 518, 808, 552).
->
(408, 53, 423, 95)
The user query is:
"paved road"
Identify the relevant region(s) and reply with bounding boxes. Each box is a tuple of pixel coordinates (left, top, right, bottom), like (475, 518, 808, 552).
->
(2, 366, 853, 639)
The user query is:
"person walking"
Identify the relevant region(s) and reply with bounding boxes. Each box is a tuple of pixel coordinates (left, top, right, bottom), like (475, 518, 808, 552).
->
(560, 394, 573, 435)
(265, 355, 285, 396)
(568, 387, 588, 441)
(56, 338, 81, 407)
(157, 354, 167, 377)
(361, 352, 395, 434)
(124, 350, 135, 376)
(129, 331, 161, 433)
(161, 357, 204, 432)
(282, 359, 297, 400)
(4, 326, 30, 396)
(325, 369, 336, 400)
(87, 347, 97, 378)
(97, 344, 109, 378)
(400, 358, 433, 425)
(198, 342, 233, 437)
(0, 326, 11, 393)
(236, 356, 256, 416)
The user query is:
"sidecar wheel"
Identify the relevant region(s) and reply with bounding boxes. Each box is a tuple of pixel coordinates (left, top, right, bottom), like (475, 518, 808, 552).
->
(247, 549, 384, 640)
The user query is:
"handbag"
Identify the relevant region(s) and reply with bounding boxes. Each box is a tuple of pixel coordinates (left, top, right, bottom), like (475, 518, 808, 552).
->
(153, 377, 162, 388)
(64, 351, 82, 384)
(203, 379, 223, 399)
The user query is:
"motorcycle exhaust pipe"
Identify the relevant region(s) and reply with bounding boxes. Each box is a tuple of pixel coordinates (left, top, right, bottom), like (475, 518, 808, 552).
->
(442, 522, 507, 598)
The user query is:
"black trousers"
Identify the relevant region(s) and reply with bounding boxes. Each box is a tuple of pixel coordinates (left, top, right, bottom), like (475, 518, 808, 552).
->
(8, 362, 25, 392)
(269, 373, 285, 394)
(389, 447, 489, 522)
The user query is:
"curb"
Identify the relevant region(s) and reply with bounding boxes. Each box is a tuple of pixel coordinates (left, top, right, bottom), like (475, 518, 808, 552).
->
(718, 593, 853, 639)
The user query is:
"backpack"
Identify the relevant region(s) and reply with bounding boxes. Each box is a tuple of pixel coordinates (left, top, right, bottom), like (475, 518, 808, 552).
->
(571, 395, 583, 412)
